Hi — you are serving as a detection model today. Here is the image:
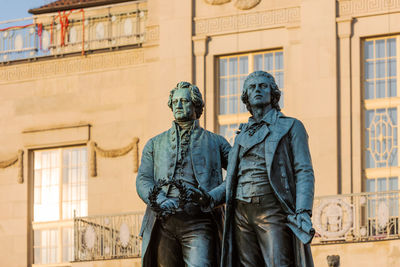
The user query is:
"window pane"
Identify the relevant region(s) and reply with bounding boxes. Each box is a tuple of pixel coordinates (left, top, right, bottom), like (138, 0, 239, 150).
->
(376, 80, 386, 98)
(239, 56, 248, 74)
(264, 53, 273, 71)
(388, 58, 396, 77)
(376, 39, 385, 58)
(34, 229, 58, 264)
(377, 177, 387, 191)
(62, 227, 74, 262)
(388, 79, 397, 97)
(229, 57, 238, 75)
(366, 179, 376, 192)
(387, 38, 396, 57)
(365, 81, 374, 99)
(275, 52, 283, 69)
(34, 150, 60, 222)
(365, 41, 374, 59)
(365, 61, 374, 79)
(220, 97, 227, 114)
(275, 71, 284, 89)
(229, 96, 238, 114)
(389, 177, 398, 190)
(229, 77, 238, 95)
(220, 78, 227, 96)
(62, 147, 88, 219)
(254, 54, 262, 71)
(220, 58, 227, 76)
(376, 59, 385, 78)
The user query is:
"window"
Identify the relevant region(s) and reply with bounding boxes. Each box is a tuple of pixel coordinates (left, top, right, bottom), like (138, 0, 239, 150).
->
(363, 36, 400, 188)
(363, 36, 400, 237)
(217, 50, 284, 143)
(33, 147, 88, 265)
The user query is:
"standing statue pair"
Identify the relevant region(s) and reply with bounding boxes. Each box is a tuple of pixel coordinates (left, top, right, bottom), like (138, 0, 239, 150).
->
(136, 71, 315, 267)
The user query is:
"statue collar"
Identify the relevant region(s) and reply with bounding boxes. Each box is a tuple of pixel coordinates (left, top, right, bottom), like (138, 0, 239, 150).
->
(172, 120, 199, 131)
(248, 108, 278, 127)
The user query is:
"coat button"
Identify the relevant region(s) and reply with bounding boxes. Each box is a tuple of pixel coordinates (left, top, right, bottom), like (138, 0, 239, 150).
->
(171, 144, 176, 149)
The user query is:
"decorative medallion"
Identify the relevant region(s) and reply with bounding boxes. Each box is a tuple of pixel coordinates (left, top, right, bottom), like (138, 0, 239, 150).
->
(14, 34, 23, 50)
(83, 225, 96, 249)
(314, 198, 353, 239)
(124, 19, 133, 35)
(234, 0, 261, 10)
(119, 222, 130, 248)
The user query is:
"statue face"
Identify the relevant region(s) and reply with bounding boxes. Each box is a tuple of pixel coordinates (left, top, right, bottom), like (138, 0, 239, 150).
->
(246, 76, 271, 109)
(171, 89, 196, 121)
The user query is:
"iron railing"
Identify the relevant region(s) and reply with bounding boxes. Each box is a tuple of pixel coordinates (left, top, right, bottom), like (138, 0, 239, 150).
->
(0, 2, 146, 63)
(312, 190, 400, 244)
(74, 211, 144, 261)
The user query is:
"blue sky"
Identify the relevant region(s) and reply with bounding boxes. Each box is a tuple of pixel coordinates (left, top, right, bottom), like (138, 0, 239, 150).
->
(0, 0, 49, 24)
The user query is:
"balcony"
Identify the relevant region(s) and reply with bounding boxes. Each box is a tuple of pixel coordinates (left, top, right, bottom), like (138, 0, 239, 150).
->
(72, 191, 400, 262)
(74, 211, 144, 262)
(312, 190, 400, 244)
(0, 1, 146, 63)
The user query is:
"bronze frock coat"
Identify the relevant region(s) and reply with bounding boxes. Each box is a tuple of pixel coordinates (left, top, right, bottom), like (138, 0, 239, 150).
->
(221, 109, 315, 267)
(136, 120, 231, 267)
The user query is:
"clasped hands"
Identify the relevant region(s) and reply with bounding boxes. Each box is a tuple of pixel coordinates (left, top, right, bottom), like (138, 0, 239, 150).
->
(156, 186, 213, 214)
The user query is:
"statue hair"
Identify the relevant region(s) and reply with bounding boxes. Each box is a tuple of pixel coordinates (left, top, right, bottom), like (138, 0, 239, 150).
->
(241, 71, 281, 114)
(168, 81, 204, 119)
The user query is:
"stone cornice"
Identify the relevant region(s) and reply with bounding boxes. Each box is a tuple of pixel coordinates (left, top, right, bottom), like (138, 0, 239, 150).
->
(338, 0, 400, 18)
(194, 6, 300, 36)
(0, 49, 144, 84)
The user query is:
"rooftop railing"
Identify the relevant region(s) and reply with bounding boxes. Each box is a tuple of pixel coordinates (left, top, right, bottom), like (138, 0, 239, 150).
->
(74, 211, 144, 261)
(0, 3, 146, 63)
(312, 190, 400, 244)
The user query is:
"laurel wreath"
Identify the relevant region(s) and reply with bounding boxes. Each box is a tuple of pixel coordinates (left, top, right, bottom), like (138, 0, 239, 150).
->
(148, 179, 192, 220)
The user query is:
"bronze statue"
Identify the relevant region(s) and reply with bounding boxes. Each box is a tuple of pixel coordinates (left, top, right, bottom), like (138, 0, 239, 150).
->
(136, 81, 231, 267)
(221, 71, 315, 267)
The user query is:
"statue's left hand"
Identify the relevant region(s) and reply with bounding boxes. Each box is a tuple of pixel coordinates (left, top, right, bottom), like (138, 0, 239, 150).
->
(296, 211, 313, 233)
(189, 186, 213, 208)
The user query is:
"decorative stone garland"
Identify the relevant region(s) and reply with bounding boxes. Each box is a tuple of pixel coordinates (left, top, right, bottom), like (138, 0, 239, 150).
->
(89, 137, 139, 177)
(204, 0, 261, 10)
(0, 150, 24, 184)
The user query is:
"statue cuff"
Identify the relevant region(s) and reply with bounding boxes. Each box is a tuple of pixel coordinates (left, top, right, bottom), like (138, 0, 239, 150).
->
(296, 209, 312, 216)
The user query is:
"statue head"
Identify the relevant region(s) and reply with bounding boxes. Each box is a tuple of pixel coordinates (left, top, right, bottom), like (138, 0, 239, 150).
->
(241, 71, 281, 114)
(168, 81, 204, 121)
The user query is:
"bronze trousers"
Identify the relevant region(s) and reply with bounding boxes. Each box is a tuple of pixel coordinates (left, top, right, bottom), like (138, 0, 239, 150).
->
(234, 194, 294, 267)
(154, 212, 216, 267)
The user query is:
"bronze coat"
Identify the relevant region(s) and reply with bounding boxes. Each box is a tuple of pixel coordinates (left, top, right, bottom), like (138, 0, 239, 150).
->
(221, 110, 315, 267)
(136, 121, 231, 267)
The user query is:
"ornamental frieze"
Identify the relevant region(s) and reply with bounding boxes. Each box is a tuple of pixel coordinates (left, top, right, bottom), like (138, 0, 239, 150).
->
(338, 0, 400, 17)
(195, 6, 300, 36)
(0, 49, 144, 83)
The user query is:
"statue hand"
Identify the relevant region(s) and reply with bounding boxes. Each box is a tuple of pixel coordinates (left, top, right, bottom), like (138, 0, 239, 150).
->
(159, 199, 179, 212)
(296, 211, 313, 233)
(189, 186, 213, 208)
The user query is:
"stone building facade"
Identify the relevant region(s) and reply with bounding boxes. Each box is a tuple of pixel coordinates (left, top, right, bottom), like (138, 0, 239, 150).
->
(0, 0, 400, 266)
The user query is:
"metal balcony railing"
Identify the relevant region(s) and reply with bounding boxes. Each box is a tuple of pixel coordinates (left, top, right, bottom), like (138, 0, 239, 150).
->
(312, 190, 400, 244)
(74, 211, 144, 261)
(0, 3, 146, 63)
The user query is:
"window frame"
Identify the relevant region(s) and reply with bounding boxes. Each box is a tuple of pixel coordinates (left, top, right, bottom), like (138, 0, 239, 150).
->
(362, 35, 400, 191)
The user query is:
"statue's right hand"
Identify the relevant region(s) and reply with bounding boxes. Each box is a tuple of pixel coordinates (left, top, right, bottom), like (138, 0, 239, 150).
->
(159, 199, 179, 211)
